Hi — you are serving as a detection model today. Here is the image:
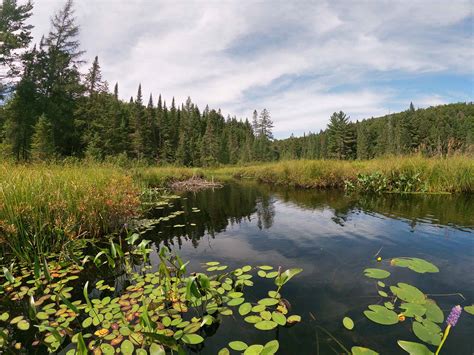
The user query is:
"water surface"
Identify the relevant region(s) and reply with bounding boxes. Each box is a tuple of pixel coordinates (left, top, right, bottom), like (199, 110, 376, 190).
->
(144, 182, 474, 354)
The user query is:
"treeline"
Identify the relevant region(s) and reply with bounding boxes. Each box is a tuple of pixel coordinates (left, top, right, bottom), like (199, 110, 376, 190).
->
(276, 103, 473, 160)
(1, 0, 472, 167)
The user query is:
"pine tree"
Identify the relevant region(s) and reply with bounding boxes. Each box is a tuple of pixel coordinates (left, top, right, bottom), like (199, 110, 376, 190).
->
(31, 114, 55, 161)
(327, 111, 353, 159)
(0, 0, 34, 98)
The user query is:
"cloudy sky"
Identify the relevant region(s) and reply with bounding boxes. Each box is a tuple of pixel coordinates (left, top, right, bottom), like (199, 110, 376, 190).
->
(31, 0, 473, 138)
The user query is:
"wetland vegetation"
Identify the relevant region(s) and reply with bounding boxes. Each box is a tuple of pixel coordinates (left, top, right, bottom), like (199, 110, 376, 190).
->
(1, 0, 473, 354)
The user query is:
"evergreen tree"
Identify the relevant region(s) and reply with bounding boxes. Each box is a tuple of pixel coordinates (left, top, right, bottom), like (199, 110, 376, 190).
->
(0, 0, 34, 98)
(31, 114, 55, 161)
(327, 111, 353, 159)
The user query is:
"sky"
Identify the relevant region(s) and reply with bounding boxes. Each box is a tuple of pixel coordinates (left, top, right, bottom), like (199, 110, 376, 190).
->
(31, 0, 473, 138)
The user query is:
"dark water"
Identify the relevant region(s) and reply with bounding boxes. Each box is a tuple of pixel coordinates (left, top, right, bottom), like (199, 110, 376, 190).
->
(143, 182, 474, 354)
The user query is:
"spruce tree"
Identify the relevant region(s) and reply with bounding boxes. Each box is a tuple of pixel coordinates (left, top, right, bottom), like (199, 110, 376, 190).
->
(31, 114, 55, 161)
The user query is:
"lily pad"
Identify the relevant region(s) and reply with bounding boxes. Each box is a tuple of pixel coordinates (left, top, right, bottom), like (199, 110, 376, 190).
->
(17, 320, 30, 331)
(397, 340, 434, 355)
(364, 268, 391, 279)
(272, 312, 286, 326)
(400, 303, 426, 317)
(239, 303, 252, 316)
(181, 333, 204, 344)
(364, 305, 399, 325)
(229, 341, 248, 351)
(261, 340, 279, 355)
(391, 258, 439, 274)
(258, 298, 279, 306)
(351, 346, 379, 355)
(464, 305, 474, 315)
(255, 320, 278, 330)
(343, 316, 354, 330)
(424, 300, 444, 323)
(244, 345, 264, 355)
(390, 283, 426, 304)
(121, 340, 134, 355)
(412, 320, 442, 346)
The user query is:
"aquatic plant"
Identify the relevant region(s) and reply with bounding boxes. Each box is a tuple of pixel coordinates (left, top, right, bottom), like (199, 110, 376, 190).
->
(0, 233, 303, 353)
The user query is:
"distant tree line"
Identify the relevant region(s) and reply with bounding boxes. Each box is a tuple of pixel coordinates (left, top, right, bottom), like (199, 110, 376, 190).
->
(276, 103, 473, 160)
(0, 0, 472, 166)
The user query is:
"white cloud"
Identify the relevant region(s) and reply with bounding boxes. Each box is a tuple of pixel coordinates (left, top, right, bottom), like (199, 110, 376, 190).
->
(29, 0, 473, 136)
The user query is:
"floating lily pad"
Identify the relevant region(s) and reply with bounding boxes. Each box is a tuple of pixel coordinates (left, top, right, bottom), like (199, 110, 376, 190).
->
(239, 303, 252, 316)
(391, 258, 439, 274)
(287, 315, 301, 324)
(229, 341, 248, 351)
(364, 268, 391, 279)
(244, 345, 264, 355)
(121, 339, 134, 355)
(244, 315, 262, 324)
(255, 320, 278, 330)
(400, 303, 426, 317)
(397, 340, 434, 355)
(181, 334, 204, 344)
(412, 320, 442, 346)
(227, 298, 244, 306)
(258, 298, 279, 306)
(272, 312, 286, 326)
(17, 320, 30, 330)
(343, 316, 354, 330)
(261, 340, 279, 355)
(390, 283, 426, 304)
(351, 347, 379, 355)
(424, 300, 444, 323)
(464, 305, 474, 315)
(364, 305, 399, 325)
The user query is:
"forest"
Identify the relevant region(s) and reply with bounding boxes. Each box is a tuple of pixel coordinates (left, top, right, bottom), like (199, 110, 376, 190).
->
(1, 0, 472, 166)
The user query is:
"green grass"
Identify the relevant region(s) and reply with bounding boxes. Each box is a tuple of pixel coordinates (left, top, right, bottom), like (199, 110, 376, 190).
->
(0, 162, 140, 262)
(207, 156, 474, 193)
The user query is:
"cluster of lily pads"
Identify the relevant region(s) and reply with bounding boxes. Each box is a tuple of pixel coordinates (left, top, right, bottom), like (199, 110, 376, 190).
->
(338, 257, 474, 355)
(0, 228, 303, 354)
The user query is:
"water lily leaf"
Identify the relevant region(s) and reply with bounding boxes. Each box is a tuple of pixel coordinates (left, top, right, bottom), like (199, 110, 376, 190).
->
(260, 311, 272, 320)
(266, 271, 279, 278)
(0, 313, 9, 322)
(400, 303, 426, 317)
(287, 315, 301, 324)
(259, 266, 273, 270)
(239, 303, 252, 316)
(244, 345, 264, 355)
(390, 283, 426, 304)
(218, 348, 230, 355)
(397, 340, 434, 355)
(384, 302, 394, 310)
(82, 317, 93, 328)
(229, 341, 248, 351)
(261, 340, 279, 355)
(424, 300, 444, 323)
(121, 339, 134, 355)
(257, 270, 267, 277)
(242, 265, 252, 272)
(228, 292, 244, 298)
(258, 298, 279, 306)
(252, 304, 266, 313)
(378, 291, 388, 297)
(391, 258, 439, 274)
(272, 312, 286, 326)
(244, 315, 262, 324)
(364, 268, 391, 279)
(464, 305, 474, 315)
(227, 298, 244, 306)
(100, 343, 115, 355)
(181, 334, 204, 344)
(412, 320, 442, 346)
(150, 343, 166, 355)
(255, 320, 278, 330)
(17, 320, 30, 330)
(377, 281, 385, 288)
(206, 262, 220, 266)
(343, 316, 354, 330)
(364, 305, 399, 325)
(351, 346, 379, 355)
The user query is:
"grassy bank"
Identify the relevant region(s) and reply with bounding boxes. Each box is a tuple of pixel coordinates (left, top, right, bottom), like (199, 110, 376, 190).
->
(209, 156, 474, 193)
(0, 163, 140, 262)
(1, 156, 472, 262)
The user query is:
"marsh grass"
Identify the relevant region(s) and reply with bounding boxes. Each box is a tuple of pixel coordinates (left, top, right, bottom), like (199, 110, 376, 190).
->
(0, 163, 140, 262)
(212, 156, 474, 193)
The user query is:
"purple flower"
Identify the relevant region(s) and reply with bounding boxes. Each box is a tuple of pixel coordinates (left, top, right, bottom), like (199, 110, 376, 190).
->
(446, 305, 462, 327)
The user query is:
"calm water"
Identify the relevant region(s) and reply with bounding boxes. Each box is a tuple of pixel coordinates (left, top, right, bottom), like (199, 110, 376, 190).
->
(143, 182, 474, 354)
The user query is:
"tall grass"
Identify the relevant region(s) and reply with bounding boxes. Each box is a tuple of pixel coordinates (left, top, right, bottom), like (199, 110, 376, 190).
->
(209, 156, 474, 193)
(0, 163, 140, 262)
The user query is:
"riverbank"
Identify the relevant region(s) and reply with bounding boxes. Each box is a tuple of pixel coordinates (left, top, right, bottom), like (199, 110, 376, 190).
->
(1, 156, 472, 261)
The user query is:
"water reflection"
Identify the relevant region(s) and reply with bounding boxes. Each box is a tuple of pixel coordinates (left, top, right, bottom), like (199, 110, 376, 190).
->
(143, 182, 473, 354)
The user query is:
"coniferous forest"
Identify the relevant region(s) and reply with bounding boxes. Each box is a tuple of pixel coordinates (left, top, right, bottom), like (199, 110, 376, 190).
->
(1, 0, 473, 166)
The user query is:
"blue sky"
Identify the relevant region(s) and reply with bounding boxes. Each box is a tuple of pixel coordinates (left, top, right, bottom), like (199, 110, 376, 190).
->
(33, 0, 473, 138)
